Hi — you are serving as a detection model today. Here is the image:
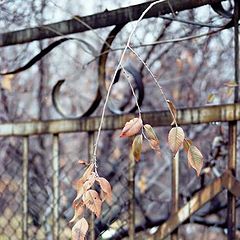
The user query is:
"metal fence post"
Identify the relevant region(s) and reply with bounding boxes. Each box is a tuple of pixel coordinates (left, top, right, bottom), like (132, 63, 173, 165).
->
(52, 134, 60, 240)
(22, 137, 29, 240)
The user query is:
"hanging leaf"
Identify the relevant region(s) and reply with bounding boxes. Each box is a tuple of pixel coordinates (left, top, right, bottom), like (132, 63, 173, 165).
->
(96, 177, 112, 205)
(168, 127, 185, 155)
(166, 100, 177, 125)
(132, 134, 143, 161)
(120, 117, 143, 138)
(82, 163, 94, 181)
(144, 124, 158, 140)
(144, 124, 160, 152)
(82, 190, 102, 218)
(149, 139, 161, 152)
(83, 173, 96, 192)
(187, 145, 204, 176)
(70, 201, 84, 223)
(72, 217, 89, 240)
(183, 138, 192, 153)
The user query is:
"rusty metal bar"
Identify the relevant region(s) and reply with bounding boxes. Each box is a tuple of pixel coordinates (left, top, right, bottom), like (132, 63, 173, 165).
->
(88, 132, 95, 240)
(52, 134, 60, 240)
(0, 103, 239, 136)
(0, 0, 224, 47)
(227, 1, 239, 239)
(171, 151, 179, 240)
(154, 176, 224, 239)
(128, 154, 135, 240)
(22, 137, 29, 240)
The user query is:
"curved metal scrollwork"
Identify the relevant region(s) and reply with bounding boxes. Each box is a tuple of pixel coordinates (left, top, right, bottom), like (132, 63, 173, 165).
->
(52, 79, 101, 118)
(211, 1, 233, 19)
(98, 24, 144, 114)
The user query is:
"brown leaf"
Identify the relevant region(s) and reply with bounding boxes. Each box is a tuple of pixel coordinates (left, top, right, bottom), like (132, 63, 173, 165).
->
(167, 100, 177, 125)
(183, 138, 192, 153)
(82, 163, 94, 181)
(187, 145, 204, 176)
(72, 217, 89, 240)
(120, 117, 143, 138)
(168, 127, 185, 155)
(149, 139, 161, 152)
(137, 175, 147, 194)
(82, 190, 102, 218)
(70, 201, 84, 223)
(143, 124, 158, 140)
(144, 124, 160, 152)
(96, 177, 112, 205)
(82, 173, 96, 191)
(132, 134, 143, 161)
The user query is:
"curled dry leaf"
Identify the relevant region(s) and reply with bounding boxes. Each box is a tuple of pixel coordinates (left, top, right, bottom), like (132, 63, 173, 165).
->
(144, 124, 160, 152)
(166, 100, 177, 125)
(70, 201, 84, 223)
(168, 127, 185, 155)
(78, 160, 87, 165)
(187, 145, 204, 176)
(96, 177, 112, 205)
(120, 117, 143, 138)
(149, 139, 161, 152)
(72, 217, 89, 240)
(132, 134, 143, 161)
(82, 190, 102, 218)
(183, 138, 192, 153)
(82, 163, 94, 181)
(207, 93, 215, 103)
(83, 172, 96, 192)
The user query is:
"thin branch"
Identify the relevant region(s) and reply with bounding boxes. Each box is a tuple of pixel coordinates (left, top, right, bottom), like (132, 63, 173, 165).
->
(92, 0, 166, 172)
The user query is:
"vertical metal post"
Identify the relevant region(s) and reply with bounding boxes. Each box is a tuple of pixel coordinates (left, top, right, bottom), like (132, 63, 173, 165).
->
(171, 151, 179, 240)
(52, 134, 60, 240)
(128, 153, 135, 240)
(227, 1, 239, 239)
(88, 132, 95, 240)
(22, 137, 29, 240)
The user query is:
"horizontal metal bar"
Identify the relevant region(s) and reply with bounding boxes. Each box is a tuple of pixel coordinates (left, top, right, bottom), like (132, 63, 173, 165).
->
(0, 103, 239, 136)
(0, 0, 224, 47)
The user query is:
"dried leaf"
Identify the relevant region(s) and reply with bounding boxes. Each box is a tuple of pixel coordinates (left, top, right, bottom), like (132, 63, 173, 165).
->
(82, 163, 94, 181)
(70, 201, 84, 223)
(166, 100, 177, 125)
(168, 127, 185, 155)
(226, 87, 234, 98)
(187, 145, 204, 176)
(144, 124, 157, 140)
(132, 134, 143, 161)
(144, 124, 160, 152)
(82, 190, 102, 218)
(83, 173, 96, 191)
(96, 177, 112, 205)
(207, 93, 215, 103)
(149, 139, 161, 152)
(183, 138, 192, 153)
(224, 80, 238, 88)
(120, 117, 143, 138)
(72, 217, 89, 240)
(2, 74, 14, 91)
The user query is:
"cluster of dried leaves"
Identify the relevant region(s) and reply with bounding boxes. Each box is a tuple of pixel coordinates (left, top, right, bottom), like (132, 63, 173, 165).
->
(120, 116, 203, 176)
(71, 163, 112, 240)
(71, 104, 203, 240)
